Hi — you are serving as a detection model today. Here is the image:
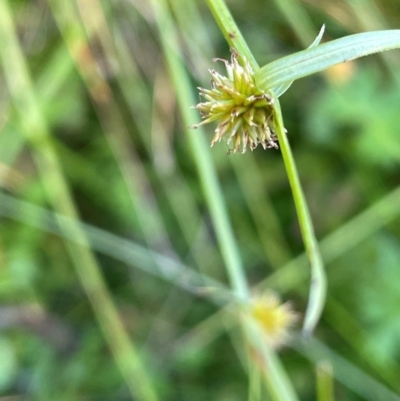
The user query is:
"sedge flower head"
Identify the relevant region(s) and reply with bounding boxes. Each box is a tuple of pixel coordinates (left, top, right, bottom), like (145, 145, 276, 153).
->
(191, 50, 278, 154)
(251, 291, 297, 348)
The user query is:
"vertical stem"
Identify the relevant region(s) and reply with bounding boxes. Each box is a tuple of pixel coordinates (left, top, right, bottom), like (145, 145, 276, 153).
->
(149, 0, 250, 301)
(205, 0, 258, 68)
(206, 0, 327, 335)
(316, 361, 335, 401)
(273, 101, 327, 335)
(182, 0, 301, 400)
(0, 2, 159, 400)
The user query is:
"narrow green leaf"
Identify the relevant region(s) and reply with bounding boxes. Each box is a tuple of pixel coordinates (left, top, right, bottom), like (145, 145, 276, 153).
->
(256, 30, 400, 91)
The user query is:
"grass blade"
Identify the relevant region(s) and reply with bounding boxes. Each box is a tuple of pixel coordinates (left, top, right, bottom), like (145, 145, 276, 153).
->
(256, 30, 400, 90)
(0, 2, 159, 399)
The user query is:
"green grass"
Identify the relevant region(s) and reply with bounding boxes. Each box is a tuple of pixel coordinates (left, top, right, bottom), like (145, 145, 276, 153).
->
(0, 0, 400, 400)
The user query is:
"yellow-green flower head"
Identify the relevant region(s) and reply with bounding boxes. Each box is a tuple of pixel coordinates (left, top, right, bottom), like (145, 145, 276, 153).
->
(251, 291, 297, 348)
(192, 50, 278, 154)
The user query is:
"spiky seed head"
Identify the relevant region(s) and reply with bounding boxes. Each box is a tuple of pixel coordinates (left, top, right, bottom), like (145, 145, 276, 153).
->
(191, 50, 278, 154)
(251, 291, 297, 348)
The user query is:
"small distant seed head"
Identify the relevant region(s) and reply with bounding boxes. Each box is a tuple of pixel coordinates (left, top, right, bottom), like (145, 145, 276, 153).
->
(250, 291, 297, 349)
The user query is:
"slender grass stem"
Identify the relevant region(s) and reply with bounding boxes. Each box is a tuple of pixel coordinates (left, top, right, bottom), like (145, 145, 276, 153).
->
(149, 0, 249, 301)
(316, 361, 335, 401)
(272, 102, 327, 335)
(149, 2, 300, 399)
(0, 3, 158, 400)
(205, 0, 258, 68)
(205, 0, 326, 335)
(190, 0, 309, 399)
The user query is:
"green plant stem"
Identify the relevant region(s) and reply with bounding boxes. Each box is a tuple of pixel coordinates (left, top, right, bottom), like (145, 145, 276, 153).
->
(0, 3, 158, 401)
(150, 2, 299, 399)
(0, 192, 233, 304)
(272, 101, 326, 335)
(261, 183, 400, 292)
(244, 317, 300, 401)
(316, 362, 335, 401)
(205, 0, 258, 68)
(198, 0, 303, 399)
(295, 337, 400, 401)
(150, 0, 249, 301)
(205, 0, 326, 335)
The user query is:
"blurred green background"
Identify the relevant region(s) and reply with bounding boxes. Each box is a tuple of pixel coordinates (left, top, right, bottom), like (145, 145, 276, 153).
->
(0, 0, 400, 400)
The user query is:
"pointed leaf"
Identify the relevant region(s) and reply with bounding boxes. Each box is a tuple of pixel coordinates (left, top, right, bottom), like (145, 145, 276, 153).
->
(309, 24, 325, 48)
(271, 24, 325, 97)
(271, 81, 293, 97)
(256, 30, 400, 91)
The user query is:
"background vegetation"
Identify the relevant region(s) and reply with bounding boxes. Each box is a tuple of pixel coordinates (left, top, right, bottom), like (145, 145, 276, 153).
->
(1, 0, 400, 400)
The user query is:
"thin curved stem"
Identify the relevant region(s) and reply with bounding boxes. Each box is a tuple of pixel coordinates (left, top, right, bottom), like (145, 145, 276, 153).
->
(272, 100, 327, 335)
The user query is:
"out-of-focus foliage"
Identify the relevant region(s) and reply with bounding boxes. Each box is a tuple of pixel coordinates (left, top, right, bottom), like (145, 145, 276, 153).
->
(0, 0, 400, 400)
